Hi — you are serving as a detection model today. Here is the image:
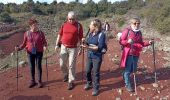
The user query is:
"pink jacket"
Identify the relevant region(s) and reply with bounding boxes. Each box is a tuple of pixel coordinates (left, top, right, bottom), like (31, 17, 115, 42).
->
(119, 27, 150, 67)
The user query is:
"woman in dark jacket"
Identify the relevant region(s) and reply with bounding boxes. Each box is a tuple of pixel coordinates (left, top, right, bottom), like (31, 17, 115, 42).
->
(15, 18, 47, 88)
(81, 19, 106, 96)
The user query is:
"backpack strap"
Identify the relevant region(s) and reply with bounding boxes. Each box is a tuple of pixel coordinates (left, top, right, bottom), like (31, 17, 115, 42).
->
(77, 22, 80, 42)
(98, 32, 102, 43)
(126, 29, 130, 39)
(26, 31, 31, 39)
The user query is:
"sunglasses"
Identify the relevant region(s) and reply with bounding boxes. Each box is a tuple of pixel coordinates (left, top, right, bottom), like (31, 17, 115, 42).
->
(133, 22, 140, 25)
(68, 18, 75, 21)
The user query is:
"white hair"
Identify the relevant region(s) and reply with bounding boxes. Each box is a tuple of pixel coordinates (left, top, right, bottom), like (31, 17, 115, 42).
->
(68, 11, 76, 18)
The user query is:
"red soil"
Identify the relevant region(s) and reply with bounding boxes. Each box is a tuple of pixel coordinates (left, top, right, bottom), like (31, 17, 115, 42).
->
(0, 35, 170, 100)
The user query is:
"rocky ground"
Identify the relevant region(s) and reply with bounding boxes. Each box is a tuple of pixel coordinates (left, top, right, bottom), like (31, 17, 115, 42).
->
(0, 37, 170, 100)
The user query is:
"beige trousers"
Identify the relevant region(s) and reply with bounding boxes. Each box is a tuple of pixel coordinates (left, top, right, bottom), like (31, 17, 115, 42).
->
(60, 44, 77, 83)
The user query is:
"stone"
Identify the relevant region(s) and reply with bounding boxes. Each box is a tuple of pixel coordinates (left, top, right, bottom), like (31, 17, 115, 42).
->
(152, 83, 159, 88)
(117, 89, 123, 95)
(139, 86, 145, 91)
(115, 97, 121, 100)
(19, 61, 27, 67)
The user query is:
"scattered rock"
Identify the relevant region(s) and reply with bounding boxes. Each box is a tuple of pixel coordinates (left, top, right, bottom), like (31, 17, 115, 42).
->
(19, 61, 27, 67)
(117, 89, 123, 95)
(157, 90, 161, 94)
(160, 97, 168, 100)
(130, 94, 133, 96)
(0, 64, 9, 70)
(155, 96, 159, 99)
(115, 97, 121, 100)
(10, 52, 14, 56)
(136, 97, 140, 100)
(114, 54, 119, 58)
(152, 83, 159, 88)
(69, 95, 73, 98)
(139, 86, 145, 91)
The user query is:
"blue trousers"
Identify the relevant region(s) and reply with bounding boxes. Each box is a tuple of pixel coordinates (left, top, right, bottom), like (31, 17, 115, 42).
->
(123, 55, 139, 87)
(86, 57, 102, 90)
(28, 52, 43, 82)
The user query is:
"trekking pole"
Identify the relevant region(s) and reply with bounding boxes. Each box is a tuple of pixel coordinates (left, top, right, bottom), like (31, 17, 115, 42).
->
(45, 50, 49, 90)
(152, 38, 157, 83)
(16, 45, 19, 91)
(131, 44, 137, 96)
(82, 42, 85, 82)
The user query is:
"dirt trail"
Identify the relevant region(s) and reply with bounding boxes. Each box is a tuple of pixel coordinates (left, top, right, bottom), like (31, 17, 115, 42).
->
(0, 37, 170, 100)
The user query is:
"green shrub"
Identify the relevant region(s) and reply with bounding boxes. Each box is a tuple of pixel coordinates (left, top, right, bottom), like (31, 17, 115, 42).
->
(0, 12, 14, 23)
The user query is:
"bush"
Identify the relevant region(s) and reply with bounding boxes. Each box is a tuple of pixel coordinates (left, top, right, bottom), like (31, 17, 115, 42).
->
(0, 12, 14, 23)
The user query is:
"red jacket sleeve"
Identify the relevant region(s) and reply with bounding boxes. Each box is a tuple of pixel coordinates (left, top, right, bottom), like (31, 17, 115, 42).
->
(19, 32, 27, 50)
(41, 32, 47, 47)
(58, 24, 64, 36)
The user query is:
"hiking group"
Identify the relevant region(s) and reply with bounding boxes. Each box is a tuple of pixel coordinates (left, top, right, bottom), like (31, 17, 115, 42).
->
(15, 11, 154, 96)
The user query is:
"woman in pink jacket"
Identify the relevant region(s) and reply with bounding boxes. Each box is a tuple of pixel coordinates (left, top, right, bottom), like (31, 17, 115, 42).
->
(119, 18, 153, 92)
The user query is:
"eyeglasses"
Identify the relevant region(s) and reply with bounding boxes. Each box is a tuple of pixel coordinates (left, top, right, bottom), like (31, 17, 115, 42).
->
(68, 18, 75, 21)
(133, 22, 140, 25)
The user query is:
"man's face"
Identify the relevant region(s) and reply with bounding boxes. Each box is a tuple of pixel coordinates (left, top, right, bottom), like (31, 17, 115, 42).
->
(68, 15, 75, 24)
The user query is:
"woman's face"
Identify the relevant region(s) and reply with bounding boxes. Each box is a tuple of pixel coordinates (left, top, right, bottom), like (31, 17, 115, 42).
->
(30, 23, 39, 31)
(131, 20, 140, 30)
(89, 21, 95, 32)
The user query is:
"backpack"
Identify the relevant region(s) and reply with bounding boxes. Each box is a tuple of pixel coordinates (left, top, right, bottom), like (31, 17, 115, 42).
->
(119, 29, 130, 50)
(98, 32, 107, 54)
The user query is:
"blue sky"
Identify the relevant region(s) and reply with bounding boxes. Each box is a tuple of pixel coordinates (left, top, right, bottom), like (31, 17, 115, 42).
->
(0, 0, 124, 4)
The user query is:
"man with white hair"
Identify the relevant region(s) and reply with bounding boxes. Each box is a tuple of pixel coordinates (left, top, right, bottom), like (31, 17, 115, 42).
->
(55, 11, 83, 90)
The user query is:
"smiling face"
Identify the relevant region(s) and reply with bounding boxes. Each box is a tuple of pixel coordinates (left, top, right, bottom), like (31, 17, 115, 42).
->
(89, 21, 95, 32)
(130, 18, 140, 30)
(89, 19, 102, 33)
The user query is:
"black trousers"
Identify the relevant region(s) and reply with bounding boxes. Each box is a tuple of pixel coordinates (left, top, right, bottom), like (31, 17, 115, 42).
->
(28, 52, 43, 82)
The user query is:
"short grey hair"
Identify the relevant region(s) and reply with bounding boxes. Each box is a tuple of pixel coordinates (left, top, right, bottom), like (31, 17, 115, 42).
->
(68, 11, 76, 18)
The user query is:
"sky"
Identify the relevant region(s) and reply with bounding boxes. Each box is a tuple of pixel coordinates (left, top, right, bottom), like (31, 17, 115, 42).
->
(0, 0, 124, 4)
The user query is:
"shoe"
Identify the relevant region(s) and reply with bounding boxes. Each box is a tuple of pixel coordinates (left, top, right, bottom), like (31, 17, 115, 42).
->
(68, 83, 75, 90)
(92, 89, 99, 96)
(38, 82, 43, 88)
(28, 81, 37, 88)
(125, 85, 133, 92)
(84, 83, 92, 90)
(63, 75, 68, 82)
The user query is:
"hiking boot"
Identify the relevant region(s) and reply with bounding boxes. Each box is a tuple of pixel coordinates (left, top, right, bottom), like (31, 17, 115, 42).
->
(68, 83, 75, 90)
(38, 82, 43, 88)
(84, 83, 92, 90)
(28, 81, 37, 88)
(63, 74, 68, 82)
(92, 89, 99, 96)
(125, 85, 133, 92)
